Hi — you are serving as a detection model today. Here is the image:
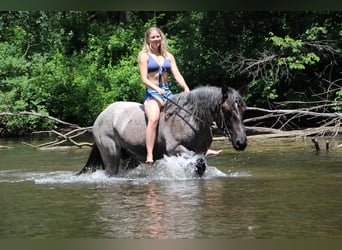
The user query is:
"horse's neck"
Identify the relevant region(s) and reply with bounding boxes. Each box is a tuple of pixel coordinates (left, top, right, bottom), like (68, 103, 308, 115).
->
(163, 89, 221, 128)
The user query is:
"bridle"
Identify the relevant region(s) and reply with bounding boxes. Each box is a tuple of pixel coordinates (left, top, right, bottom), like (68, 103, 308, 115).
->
(218, 99, 243, 140)
(219, 107, 232, 140)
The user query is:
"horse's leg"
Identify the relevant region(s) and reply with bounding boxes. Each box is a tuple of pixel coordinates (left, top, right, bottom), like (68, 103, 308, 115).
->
(97, 137, 121, 176)
(173, 145, 207, 177)
(120, 148, 140, 172)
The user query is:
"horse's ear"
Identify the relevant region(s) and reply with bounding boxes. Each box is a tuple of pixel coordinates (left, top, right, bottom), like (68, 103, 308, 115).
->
(221, 84, 229, 102)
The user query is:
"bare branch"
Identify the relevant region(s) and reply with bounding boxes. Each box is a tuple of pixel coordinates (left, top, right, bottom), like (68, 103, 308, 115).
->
(1, 111, 92, 148)
(27, 128, 93, 148)
(304, 40, 342, 56)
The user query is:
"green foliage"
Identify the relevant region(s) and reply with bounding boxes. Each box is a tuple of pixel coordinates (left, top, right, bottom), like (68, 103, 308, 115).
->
(267, 32, 320, 70)
(249, 78, 279, 102)
(0, 41, 54, 135)
(1, 12, 147, 135)
(245, 29, 324, 104)
(305, 25, 328, 41)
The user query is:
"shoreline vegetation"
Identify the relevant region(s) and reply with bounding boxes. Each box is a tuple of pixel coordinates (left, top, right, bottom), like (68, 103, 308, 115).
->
(0, 12, 341, 150)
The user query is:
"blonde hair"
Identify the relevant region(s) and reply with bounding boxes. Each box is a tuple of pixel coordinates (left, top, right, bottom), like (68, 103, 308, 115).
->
(142, 27, 168, 57)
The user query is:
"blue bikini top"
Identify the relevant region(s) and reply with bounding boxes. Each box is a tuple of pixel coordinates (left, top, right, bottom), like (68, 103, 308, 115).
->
(147, 54, 171, 83)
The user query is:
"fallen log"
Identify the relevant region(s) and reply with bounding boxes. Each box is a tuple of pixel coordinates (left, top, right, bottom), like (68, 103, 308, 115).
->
(213, 126, 342, 141)
(246, 106, 342, 121)
(247, 126, 342, 139)
(0, 111, 92, 148)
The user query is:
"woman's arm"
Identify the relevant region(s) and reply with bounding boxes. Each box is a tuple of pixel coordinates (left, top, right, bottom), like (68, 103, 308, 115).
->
(168, 52, 190, 92)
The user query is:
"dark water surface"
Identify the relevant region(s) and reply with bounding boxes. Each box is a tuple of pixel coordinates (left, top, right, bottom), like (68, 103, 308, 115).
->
(1, 136, 342, 239)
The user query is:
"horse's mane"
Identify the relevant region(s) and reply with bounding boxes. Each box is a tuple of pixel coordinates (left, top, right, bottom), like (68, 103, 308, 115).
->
(164, 86, 222, 125)
(164, 85, 244, 125)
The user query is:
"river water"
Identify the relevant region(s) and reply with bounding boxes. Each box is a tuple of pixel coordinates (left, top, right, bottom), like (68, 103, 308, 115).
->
(1, 136, 342, 239)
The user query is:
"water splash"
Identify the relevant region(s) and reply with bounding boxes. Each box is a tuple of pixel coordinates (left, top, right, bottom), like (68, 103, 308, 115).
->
(125, 153, 227, 181)
(0, 153, 250, 185)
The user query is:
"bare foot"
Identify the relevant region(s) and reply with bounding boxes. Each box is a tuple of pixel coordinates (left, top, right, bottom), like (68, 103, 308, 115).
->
(145, 160, 154, 165)
(205, 149, 223, 157)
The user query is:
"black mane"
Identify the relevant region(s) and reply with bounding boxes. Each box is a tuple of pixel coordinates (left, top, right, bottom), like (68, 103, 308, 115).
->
(164, 86, 242, 125)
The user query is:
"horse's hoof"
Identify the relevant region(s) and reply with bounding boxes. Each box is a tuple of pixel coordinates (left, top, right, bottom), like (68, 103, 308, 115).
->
(195, 158, 206, 177)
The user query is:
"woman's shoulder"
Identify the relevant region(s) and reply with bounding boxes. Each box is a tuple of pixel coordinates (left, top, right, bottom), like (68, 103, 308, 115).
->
(165, 51, 175, 61)
(165, 51, 173, 57)
(138, 50, 149, 61)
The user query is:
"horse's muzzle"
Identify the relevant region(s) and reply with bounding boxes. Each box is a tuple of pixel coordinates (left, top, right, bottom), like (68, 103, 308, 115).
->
(232, 137, 247, 151)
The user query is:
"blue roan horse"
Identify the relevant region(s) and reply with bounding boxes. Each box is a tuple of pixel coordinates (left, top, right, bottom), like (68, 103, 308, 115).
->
(78, 86, 247, 177)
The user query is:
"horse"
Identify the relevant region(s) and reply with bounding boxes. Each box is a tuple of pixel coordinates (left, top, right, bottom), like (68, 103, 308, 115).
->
(77, 85, 247, 177)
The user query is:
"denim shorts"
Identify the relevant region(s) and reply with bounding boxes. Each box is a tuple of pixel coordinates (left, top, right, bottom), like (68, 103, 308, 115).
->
(144, 83, 172, 103)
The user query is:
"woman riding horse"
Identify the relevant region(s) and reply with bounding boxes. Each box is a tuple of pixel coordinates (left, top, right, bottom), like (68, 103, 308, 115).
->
(138, 27, 189, 165)
(138, 26, 221, 165)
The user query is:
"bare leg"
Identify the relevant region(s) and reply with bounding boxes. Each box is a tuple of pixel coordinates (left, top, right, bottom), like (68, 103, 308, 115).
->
(144, 99, 162, 163)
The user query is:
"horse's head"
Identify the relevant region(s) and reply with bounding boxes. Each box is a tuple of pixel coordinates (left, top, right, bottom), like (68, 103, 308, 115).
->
(219, 86, 247, 151)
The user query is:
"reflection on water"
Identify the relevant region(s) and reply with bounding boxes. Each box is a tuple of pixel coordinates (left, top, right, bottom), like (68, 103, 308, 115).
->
(0, 136, 342, 238)
(94, 181, 204, 239)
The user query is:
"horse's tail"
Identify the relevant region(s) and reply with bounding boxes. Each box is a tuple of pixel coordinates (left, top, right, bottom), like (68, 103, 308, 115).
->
(77, 143, 104, 175)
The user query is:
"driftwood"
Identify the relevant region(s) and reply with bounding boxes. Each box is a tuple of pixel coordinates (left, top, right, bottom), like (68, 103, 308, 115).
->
(245, 106, 342, 124)
(212, 125, 342, 141)
(244, 105, 342, 151)
(245, 126, 342, 138)
(1, 111, 92, 148)
(245, 106, 342, 133)
(21, 127, 93, 149)
(244, 105, 341, 140)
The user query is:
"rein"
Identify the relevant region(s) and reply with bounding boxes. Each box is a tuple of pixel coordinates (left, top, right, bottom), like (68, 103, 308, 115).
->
(163, 95, 205, 124)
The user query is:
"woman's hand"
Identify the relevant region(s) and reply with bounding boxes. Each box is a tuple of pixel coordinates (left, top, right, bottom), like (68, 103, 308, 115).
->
(183, 86, 190, 93)
(157, 87, 167, 96)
